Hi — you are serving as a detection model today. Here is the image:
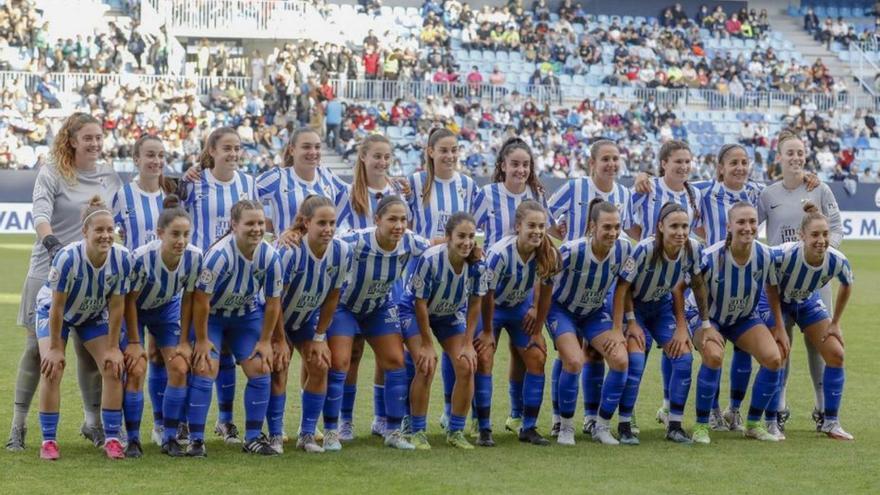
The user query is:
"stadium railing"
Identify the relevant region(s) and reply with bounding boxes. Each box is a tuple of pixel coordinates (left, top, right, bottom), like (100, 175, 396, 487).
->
(0, 71, 250, 97)
(144, 0, 316, 38)
(849, 42, 880, 98)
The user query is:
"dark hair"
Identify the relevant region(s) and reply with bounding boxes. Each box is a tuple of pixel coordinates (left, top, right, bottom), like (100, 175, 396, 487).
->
(157, 194, 191, 230)
(514, 200, 560, 279)
(651, 202, 693, 266)
(422, 127, 457, 205)
(800, 201, 826, 232)
(587, 198, 619, 234)
(493, 137, 544, 198)
(444, 212, 482, 264)
(374, 194, 407, 219)
(198, 127, 239, 170)
(134, 135, 177, 194)
(716, 143, 748, 182)
(288, 195, 335, 238)
(352, 134, 393, 216)
(724, 201, 757, 249)
(658, 139, 698, 217)
(282, 127, 321, 168)
(208, 199, 264, 250)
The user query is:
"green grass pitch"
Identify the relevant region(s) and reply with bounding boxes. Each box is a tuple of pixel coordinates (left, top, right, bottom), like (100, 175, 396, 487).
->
(0, 235, 877, 494)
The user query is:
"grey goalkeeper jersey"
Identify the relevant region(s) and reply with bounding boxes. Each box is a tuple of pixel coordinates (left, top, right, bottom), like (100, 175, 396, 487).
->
(27, 163, 123, 279)
(758, 181, 842, 248)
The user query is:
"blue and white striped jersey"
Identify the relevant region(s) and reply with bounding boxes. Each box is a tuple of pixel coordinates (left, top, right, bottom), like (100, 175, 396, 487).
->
(631, 178, 701, 240)
(196, 236, 283, 317)
(183, 169, 257, 252)
(548, 177, 633, 242)
(337, 182, 404, 232)
(130, 240, 203, 310)
(339, 227, 431, 314)
(485, 235, 540, 308)
(700, 240, 776, 326)
(694, 180, 763, 246)
(401, 243, 486, 317)
(554, 237, 632, 316)
(473, 183, 547, 247)
(771, 242, 853, 304)
(112, 182, 165, 250)
(620, 237, 703, 303)
(256, 166, 346, 233)
(278, 238, 351, 330)
(36, 241, 132, 325)
(408, 171, 479, 239)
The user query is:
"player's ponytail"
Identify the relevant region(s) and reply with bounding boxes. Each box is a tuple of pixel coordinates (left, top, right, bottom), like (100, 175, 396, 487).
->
(444, 212, 482, 264)
(157, 194, 191, 230)
(288, 195, 335, 239)
(515, 200, 560, 279)
(422, 127, 456, 205)
(800, 201, 827, 233)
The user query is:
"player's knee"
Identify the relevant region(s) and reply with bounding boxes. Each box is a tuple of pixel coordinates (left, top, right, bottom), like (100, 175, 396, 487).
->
(824, 345, 845, 368)
(331, 355, 351, 373)
(477, 350, 494, 372)
(702, 346, 724, 369)
(761, 352, 783, 371)
(524, 350, 546, 374)
(561, 354, 583, 374)
(167, 357, 189, 378)
(607, 352, 628, 372)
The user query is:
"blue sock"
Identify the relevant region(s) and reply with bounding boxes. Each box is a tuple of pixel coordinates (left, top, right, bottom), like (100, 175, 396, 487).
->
(508, 380, 524, 419)
(373, 384, 386, 420)
(102, 408, 123, 440)
(599, 369, 627, 420)
(558, 369, 579, 419)
(267, 393, 286, 436)
(730, 346, 752, 409)
(148, 362, 167, 424)
(39, 412, 59, 442)
(341, 384, 357, 422)
(551, 358, 562, 416)
(765, 368, 785, 421)
(187, 375, 214, 441)
(123, 390, 144, 442)
(748, 367, 782, 422)
(449, 414, 466, 432)
(404, 351, 415, 417)
(244, 374, 270, 442)
(162, 385, 187, 443)
(441, 352, 455, 418)
(583, 361, 604, 418)
(618, 352, 646, 421)
(696, 365, 722, 424)
(823, 366, 845, 421)
(323, 370, 346, 431)
(217, 352, 236, 424)
(668, 353, 693, 421)
(412, 415, 427, 433)
(301, 390, 324, 435)
(522, 372, 545, 430)
(384, 368, 408, 431)
(474, 373, 493, 431)
(712, 383, 720, 411)
(661, 352, 672, 406)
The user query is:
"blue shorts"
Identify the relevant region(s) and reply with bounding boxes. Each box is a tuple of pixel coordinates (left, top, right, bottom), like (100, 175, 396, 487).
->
(35, 310, 108, 343)
(131, 301, 182, 349)
(194, 310, 264, 363)
(711, 311, 767, 343)
(634, 297, 676, 348)
(327, 301, 401, 339)
(285, 311, 318, 344)
(547, 302, 614, 343)
(400, 309, 465, 342)
(757, 291, 829, 330)
(476, 299, 532, 349)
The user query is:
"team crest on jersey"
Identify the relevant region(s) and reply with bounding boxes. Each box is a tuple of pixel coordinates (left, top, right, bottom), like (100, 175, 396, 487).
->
(411, 275, 425, 290)
(623, 257, 635, 274)
(198, 269, 215, 285)
(48, 267, 60, 284)
(820, 276, 832, 286)
(484, 268, 495, 283)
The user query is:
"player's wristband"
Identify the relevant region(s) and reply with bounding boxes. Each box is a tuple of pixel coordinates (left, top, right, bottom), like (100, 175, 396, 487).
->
(312, 333, 327, 343)
(625, 312, 636, 322)
(42, 234, 62, 260)
(701, 319, 712, 330)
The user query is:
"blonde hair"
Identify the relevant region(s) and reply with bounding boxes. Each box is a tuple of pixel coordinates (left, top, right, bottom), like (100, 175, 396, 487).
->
(776, 130, 803, 154)
(81, 195, 112, 227)
(50, 113, 102, 185)
(800, 201, 826, 232)
(352, 134, 392, 216)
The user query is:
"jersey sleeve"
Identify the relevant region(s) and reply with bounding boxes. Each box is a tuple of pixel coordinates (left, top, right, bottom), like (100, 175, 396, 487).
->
(471, 187, 489, 230)
(196, 250, 228, 294)
(334, 242, 352, 289)
(630, 191, 647, 231)
(408, 253, 435, 300)
(245, 173, 258, 201)
(619, 242, 647, 284)
(619, 190, 634, 230)
(32, 166, 59, 228)
(410, 233, 431, 257)
(688, 239, 703, 276)
(264, 250, 284, 298)
(470, 260, 488, 297)
(114, 251, 133, 296)
(835, 254, 854, 286)
(546, 180, 572, 223)
(277, 246, 296, 287)
(130, 255, 146, 293)
(557, 242, 573, 273)
(111, 188, 124, 227)
(820, 184, 843, 249)
(185, 252, 203, 293)
(255, 168, 279, 199)
(47, 248, 75, 293)
(181, 180, 197, 209)
(485, 248, 505, 292)
(763, 245, 778, 287)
